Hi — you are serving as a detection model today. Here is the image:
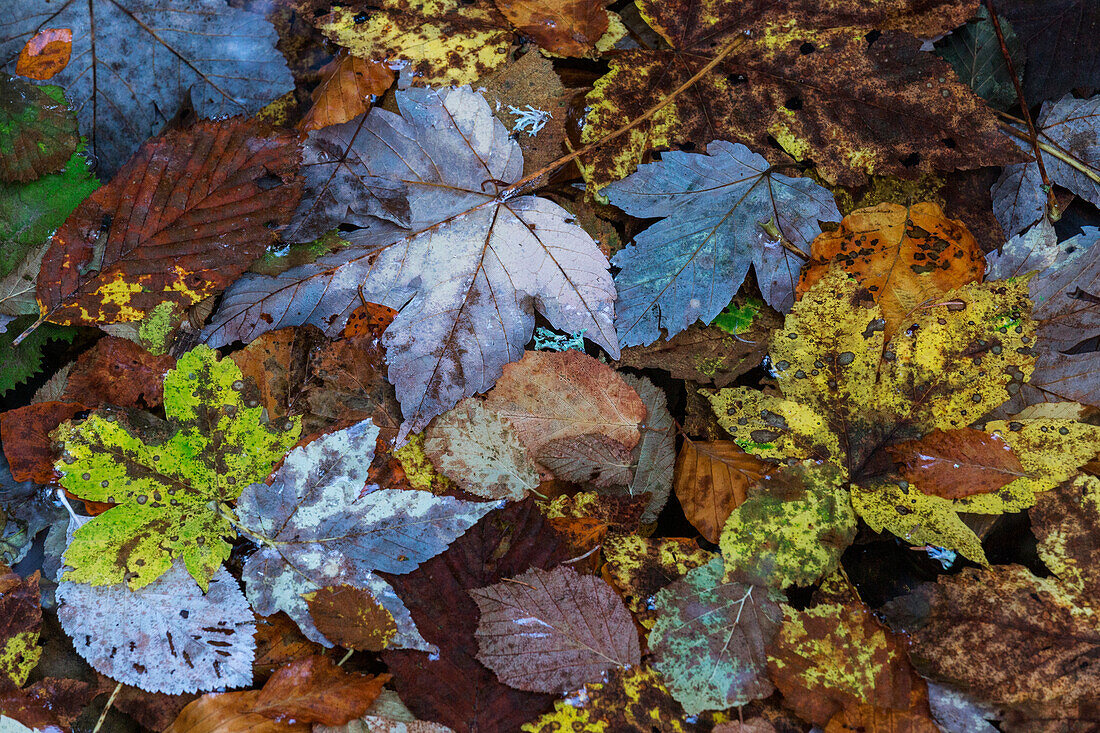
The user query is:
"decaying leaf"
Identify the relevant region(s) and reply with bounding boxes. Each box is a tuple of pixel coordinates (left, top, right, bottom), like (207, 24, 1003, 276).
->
(57, 560, 255, 694)
(0, 74, 78, 182)
(36, 118, 302, 327)
(299, 51, 394, 132)
(249, 656, 389, 727)
(304, 585, 398, 652)
(601, 534, 715, 626)
(935, 6, 1024, 111)
(237, 419, 494, 651)
(0, 563, 41, 687)
(620, 374, 676, 523)
(887, 427, 1026, 499)
(494, 0, 611, 56)
(0, 0, 295, 177)
(167, 690, 310, 733)
(674, 440, 766, 544)
(14, 28, 72, 81)
(1030, 475, 1100, 602)
(61, 336, 175, 409)
(535, 433, 634, 489)
(1, 400, 86, 484)
(649, 558, 783, 713)
(53, 345, 301, 590)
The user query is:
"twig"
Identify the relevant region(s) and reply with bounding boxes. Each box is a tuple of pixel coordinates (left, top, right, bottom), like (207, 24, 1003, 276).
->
(996, 116, 1100, 184)
(337, 649, 354, 667)
(984, 0, 1060, 219)
(500, 33, 750, 197)
(92, 681, 123, 733)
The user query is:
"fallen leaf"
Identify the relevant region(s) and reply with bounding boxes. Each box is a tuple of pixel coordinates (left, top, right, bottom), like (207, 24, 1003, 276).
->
(999, 0, 1099, 102)
(649, 558, 783, 713)
(250, 656, 390, 726)
(797, 202, 986, 340)
(61, 336, 175, 409)
(619, 374, 676, 523)
(494, 0, 610, 56)
(0, 0, 295, 177)
(0, 564, 41, 687)
(616, 320, 775, 388)
(535, 433, 634, 489)
(1030, 475, 1100, 602)
(299, 51, 394, 132)
(674, 440, 766, 544)
(888, 428, 1027, 499)
(167, 690, 310, 733)
(304, 586, 398, 652)
(14, 29, 72, 81)
(471, 565, 640, 693)
(605, 140, 840, 343)
(0, 74, 77, 183)
(252, 614, 326, 683)
(1, 401, 86, 484)
(36, 118, 302, 327)
(935, 7, 1023, 110)
(0, 678, 95, 733)
(57, 560, 255, 694)
(601, 534, 715, 627)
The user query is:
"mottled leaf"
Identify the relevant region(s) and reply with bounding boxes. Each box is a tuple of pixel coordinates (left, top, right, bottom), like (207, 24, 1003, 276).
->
(601, 534, 715, 627)
(650, 558, 782, 713)
(61, 336, 175, 409)
(1031, 475, 1100, 601)
(0, 74, 77, 182)
(674, 440, 766, 544)
(305, 585, 398, 652)
(57, 560, 255, 694)
(14, 28, 72, 81)
(0, 563, 40, 686)
(494, 0, 611, 56)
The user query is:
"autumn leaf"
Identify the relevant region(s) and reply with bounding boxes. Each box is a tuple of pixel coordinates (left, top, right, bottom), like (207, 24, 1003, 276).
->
(53, 345, 302, 590)
(59, 336, 175, 409)
(167, 690, 310, 733)
(494, 0, 614, 57)
(1, 401, 86, 484)
(57, 560, 255, 694)
(605, 140, 840, 344)
(999, 0, 1100, 102)
(649, 558, 783, 713)
(298, 51, 394, 133)
(1030, 475, 1100, 602)
(0, 563, 41, 687)
(887, 427, 1026, 499)
(249, 656, 389, 727)
(471, 565, 641, 693)
(674, 440, 766, 544)
(0, 74, 78, 183)
(205, 86, 618, 437)
(304, 585, 398, 652)
(35, 118, 302, 328)
(601, 534, 714, 627)
(14, 29, 72, 82)
(935, 6, 1024, 110)
(1, 0, 294, 177)
(797, 202, 986, 340)
(618, 373, 676, 523)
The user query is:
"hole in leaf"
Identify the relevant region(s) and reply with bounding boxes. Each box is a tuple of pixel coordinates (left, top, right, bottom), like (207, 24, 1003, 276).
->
(865, 30, 882, 44)
(784, 96, 803, 111)
(901, 152, 921, 167)
(799, 42, 815, 54)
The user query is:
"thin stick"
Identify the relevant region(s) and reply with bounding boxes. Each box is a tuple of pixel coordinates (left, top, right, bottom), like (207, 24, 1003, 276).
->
(984, 0, 1060, 219)
(338, 649, 354, 667)
(501, 34, 750, 197)
(996, 118, 1100, 184)
(92, 681, 123, 733)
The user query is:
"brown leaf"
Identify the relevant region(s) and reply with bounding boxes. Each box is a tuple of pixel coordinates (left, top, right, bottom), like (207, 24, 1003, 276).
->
(485, 350, 647, 458)
(798, 203, 986, 340)
(299, 51, 394, 132)
(305, 585, 398, 652)
(0, 677, 94, 732)
(824, 684, 940, 733)
(341, 302, 398, 340)
(250, 656, 389, 727)
(61, 336, 175, 409)
(0, 401, 86, 483)
(617, 320, 776, 388)
(37, 118, 302, 326)
(0, 73, 78, 183)
(0, 565, 41, 687)
(887, 427, 1027, 499)
(536, 433, 634, 488)
(15, 28, 72, 81)
(252, 613, 327, 683)
(601, 535, 715, 627)
(1031, 476, 1100, 602)
(167, 690, 310, 733)
(494, 0, 609, 56)
(674, 440, 767, 543)
(110, 684, 198, 733)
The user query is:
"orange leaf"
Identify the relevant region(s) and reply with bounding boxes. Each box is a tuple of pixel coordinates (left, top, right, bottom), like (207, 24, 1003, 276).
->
(61, 336, 176, 409)
(888, 427, 1027, 499)
(298, 51, 394, 132)
(249, 656, 390, 726)
(797, 202, 985, 340)
(341, 301, 398, 339)
(494, 0, 610, 57)
(674, 440, 766, 543)
(166, 691, 309, 733)
(16, 29, 72, 81)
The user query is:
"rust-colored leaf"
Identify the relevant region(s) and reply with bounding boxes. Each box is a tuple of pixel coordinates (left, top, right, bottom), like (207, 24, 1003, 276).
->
(167, 690, 310, 733)
(250, 656, 389, 727)
(888, 427, 1027, 499)
(61, 336, 176, 409)
(252, 613, 326, 683)
(0, 678, 94, 732)
(15, 29, 73, 81)
(298, 51, 394, 132)
(674, 440, 767, 544)
(494, 0, 610, 57)
(0, 400, 86, 483)
(0, 564, 41, 687)
(341, 302, 398, 339)
(305, 585, 398, 652)
(36, 118, 302, 327)
(798, 203, 986, 339)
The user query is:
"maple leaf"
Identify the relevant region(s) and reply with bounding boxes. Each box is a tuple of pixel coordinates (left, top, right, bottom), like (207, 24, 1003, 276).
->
(205, 87, 618, 437)
(470, 565, 640, 693)
(580, 0, 1023, 191)
(0, 563, 41, 687)
(57, 559, 255, 694)
(236, 418, 496, 652)
(0, 74, 77, 183)
(52, 345, 302, 590)
(674, 439, 766, 544)
(986, 223, 1100, 408)
(0, 0, 294, 177)
(797, 202, 986, 340)
(992, 95, 1100, 240)
(605, 140, 840, 344)
(34, 118, 302, 328)
(649, 557, 783, 713)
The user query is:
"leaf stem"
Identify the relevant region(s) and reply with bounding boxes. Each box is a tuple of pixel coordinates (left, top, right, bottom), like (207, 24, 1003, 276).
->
(500, 33, 750, 196)
(11, 314, 46, 347)
(92, 681, 122, 733)
(216, 502, 272, 547)
(984, 0, 1060, 219)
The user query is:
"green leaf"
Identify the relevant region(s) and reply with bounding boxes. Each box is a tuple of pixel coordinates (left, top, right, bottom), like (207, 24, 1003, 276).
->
(0, 315, 77, 396)
(720, 461, 855, 590)
(54, 345, 301, 590)
(711, 298, 761, 336)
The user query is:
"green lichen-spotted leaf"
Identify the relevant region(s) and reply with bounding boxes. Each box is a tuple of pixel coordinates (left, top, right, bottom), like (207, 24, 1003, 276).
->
(423, 398, 540, 502)
(601, 535, 715, 627)
(0, 75, 77, 182)
(54, 345, 301, 590)
(237, 419, 497, 652)
(720, 461, 856, 589)
(0, 316, 77, 396)
(704, 389, 837, 463)
(649, 558, 783, 714)
(954, 419, 1100, 514)
(0, 563, 41, 686)
(851, 477, 988, 565)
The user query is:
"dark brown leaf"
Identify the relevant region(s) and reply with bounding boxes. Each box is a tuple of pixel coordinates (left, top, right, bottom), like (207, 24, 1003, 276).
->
(305, 585, 398, 652)
(61, 336, 175, 409)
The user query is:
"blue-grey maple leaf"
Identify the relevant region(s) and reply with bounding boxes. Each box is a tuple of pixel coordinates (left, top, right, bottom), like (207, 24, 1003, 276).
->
(604, 140, 840, 348)
(236, 418, 497, 652)
(992, 94, 1100, 240)
(203, 86, 617, 437)
(0, 0, 293, 177)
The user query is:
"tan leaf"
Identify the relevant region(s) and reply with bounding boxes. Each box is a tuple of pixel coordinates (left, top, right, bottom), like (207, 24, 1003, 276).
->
(536, 433, 634, 488)
(674, 440, 767, 543)
(299, 51, 394, 132)
(887, 428, 1028, 499)
(167, 691, 309, 733)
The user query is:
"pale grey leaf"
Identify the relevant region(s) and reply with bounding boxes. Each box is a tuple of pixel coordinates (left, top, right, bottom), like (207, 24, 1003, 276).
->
(57, 560, 255, 694)
(205, 87, 617, 437)
(0, 242, 44, 318)
(0, 0, 294, 177)
(991, 161, 1046, 240)
(621, 374, 675, 523)
(604, 140, 840, 347)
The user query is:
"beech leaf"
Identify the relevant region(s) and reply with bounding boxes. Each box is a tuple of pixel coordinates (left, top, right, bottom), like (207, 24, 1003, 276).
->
(674, 440, 766, 544)
(887, 428, 1027, 499)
